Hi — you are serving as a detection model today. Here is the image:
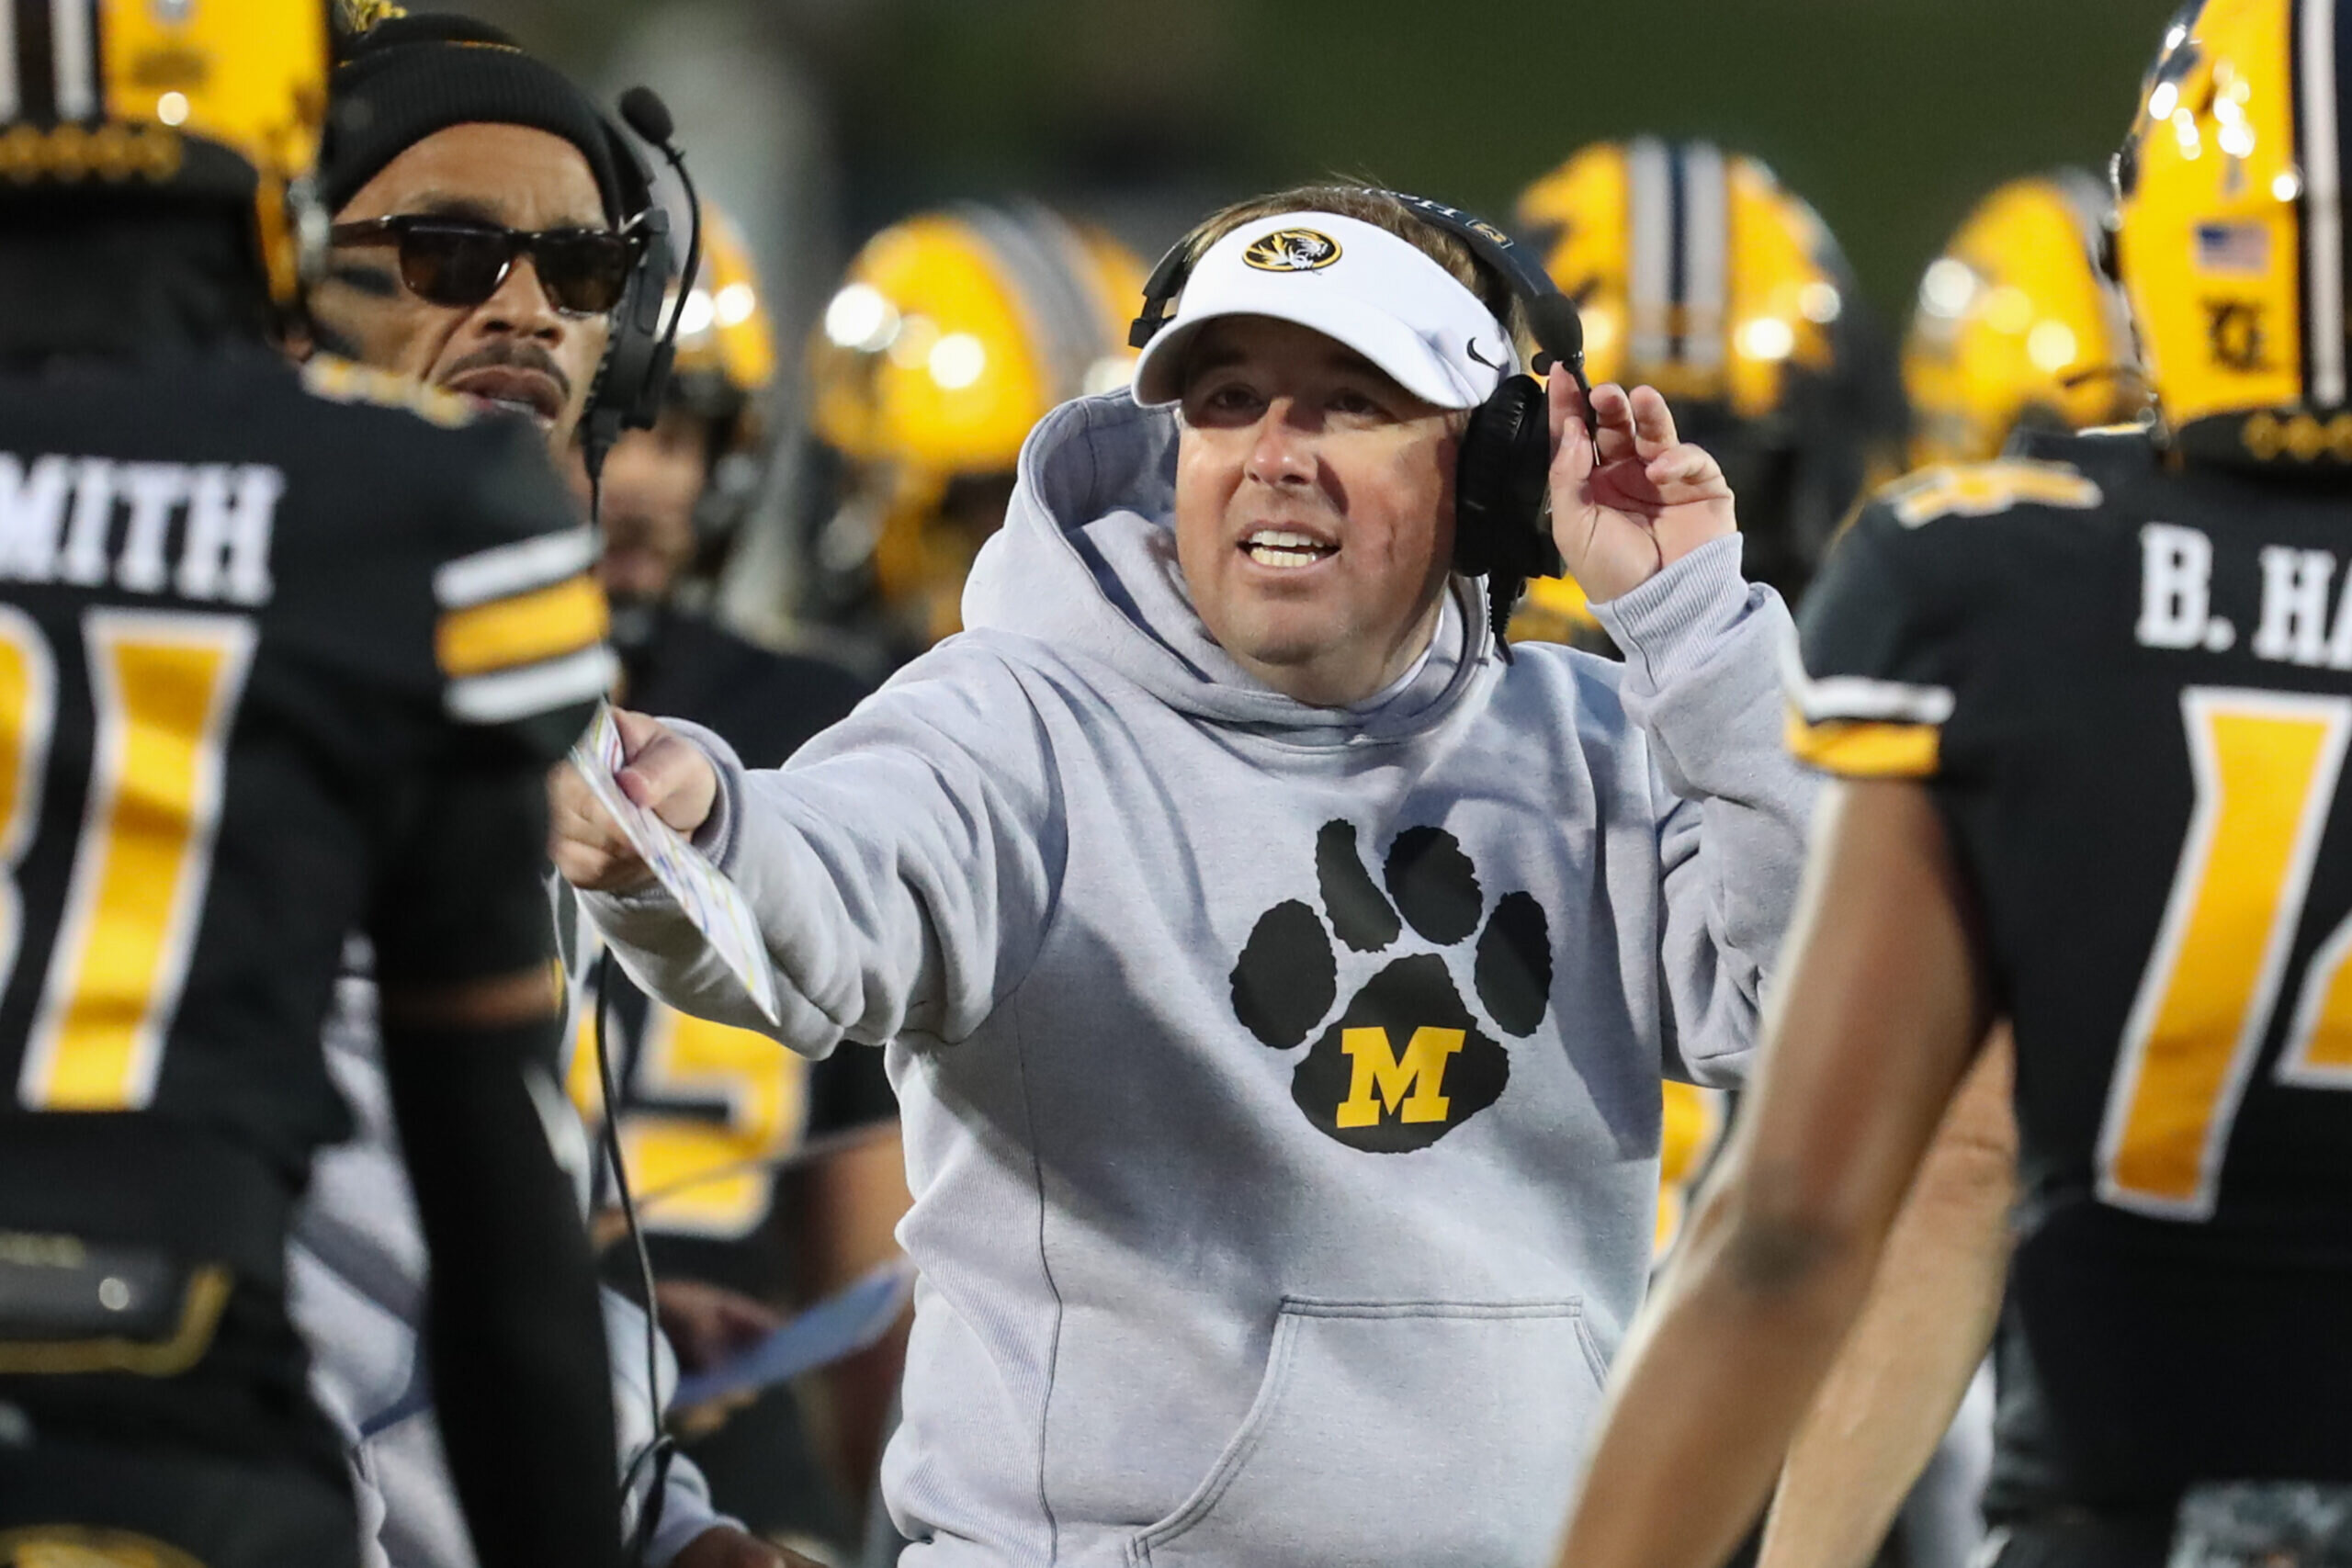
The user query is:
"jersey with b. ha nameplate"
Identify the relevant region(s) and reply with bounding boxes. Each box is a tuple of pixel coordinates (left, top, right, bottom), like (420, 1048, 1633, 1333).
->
(1791, 428, 2352, 1521)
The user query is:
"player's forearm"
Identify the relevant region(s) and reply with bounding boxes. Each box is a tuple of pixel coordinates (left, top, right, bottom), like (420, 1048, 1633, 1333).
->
(1556, 784, 1989, 1568)
(1758, 1034, 2016, 1568)
(384, 1009, 627, 1568)
(1550, 1176, 1883, 1568)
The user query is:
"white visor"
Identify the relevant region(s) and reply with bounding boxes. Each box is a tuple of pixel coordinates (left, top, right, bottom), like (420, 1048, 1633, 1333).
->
(1130, 210, 1512, 411)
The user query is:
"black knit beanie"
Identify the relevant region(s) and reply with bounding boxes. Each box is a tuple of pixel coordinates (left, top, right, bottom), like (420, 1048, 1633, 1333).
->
(320, 14, 627, 221)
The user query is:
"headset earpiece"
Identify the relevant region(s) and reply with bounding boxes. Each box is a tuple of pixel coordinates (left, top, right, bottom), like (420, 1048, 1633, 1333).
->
(581, 107, 678, 482)
(1454, 374, 1561, 581)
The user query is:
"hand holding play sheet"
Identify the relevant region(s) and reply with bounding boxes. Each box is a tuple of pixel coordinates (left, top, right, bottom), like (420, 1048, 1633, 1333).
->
(562, 703, 781, 1027)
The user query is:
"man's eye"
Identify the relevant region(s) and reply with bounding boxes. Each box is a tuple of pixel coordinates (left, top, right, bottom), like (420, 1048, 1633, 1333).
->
(1203, 383, 1261, 412)
(1329, 388, 1385, 418)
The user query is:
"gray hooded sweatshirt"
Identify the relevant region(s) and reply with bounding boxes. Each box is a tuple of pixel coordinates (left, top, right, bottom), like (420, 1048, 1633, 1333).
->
(585, 392, 1815, 1567)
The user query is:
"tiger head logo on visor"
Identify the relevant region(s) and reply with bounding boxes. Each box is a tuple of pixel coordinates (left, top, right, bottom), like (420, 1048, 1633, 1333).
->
(1243, 229, 1343, 273)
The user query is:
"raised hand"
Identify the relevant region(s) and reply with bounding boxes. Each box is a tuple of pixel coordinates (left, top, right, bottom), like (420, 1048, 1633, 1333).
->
(1546, 378, 1737, 604)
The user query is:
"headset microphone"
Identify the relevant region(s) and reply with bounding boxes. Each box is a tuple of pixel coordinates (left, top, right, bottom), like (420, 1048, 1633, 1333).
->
(618, 86, 705, 416)
(617, 83, 673, 146)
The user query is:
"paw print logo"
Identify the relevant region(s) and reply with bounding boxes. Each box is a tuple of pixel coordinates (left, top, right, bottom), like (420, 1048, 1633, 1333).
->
(1230, 821, 1555, 1153)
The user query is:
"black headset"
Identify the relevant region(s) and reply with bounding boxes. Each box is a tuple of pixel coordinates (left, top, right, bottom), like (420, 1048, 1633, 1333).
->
(1130, 188, 1591, 652)
(580, 89, 696, 485)
(573, 101, 705, 1568)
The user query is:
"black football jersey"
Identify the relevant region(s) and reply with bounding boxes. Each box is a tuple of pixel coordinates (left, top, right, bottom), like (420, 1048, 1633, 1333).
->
(0, 348, 611, 1183)
(1793, 430, 2352, 1518)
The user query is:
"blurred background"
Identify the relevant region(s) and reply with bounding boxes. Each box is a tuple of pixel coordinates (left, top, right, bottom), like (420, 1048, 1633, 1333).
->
(451, 0, 2175, 378)
(445, 0, 2181, 654)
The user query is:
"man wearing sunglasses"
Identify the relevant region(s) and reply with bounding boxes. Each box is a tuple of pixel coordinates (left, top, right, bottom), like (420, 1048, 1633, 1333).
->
(306, 16, 639, 443)
(287, 14, 805, 1568)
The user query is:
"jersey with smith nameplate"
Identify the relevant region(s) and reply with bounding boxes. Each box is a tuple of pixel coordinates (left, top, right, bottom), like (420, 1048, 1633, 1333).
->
(1790, 429, 2352, 1523)
(0, 347, 612, 1474)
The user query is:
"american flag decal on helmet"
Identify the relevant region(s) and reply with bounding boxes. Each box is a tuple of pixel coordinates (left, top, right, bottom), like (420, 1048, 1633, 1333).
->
(2195, 222, 2272, 276)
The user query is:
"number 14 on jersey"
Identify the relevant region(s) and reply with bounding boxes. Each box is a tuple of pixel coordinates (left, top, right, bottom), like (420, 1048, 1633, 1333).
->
(2102, 687, 2352, 1219)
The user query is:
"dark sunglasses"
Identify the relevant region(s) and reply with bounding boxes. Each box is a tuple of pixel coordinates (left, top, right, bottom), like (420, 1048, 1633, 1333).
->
(327, 214, 644, 317)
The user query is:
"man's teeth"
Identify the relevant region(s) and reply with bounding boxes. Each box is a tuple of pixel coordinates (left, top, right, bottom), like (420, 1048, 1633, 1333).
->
(1245, 530, 1334, 568)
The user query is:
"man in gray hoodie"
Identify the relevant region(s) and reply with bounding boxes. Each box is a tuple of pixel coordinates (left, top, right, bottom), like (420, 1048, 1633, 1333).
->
(554, 186, 1816, 1567)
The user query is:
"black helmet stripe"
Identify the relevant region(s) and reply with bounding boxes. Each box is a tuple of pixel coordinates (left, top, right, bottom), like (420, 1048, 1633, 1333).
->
(10, 0, 54, 122)
(2297, 0, 2348, 405)
(1666, 141, 1690, 360)
(47, 0, 96, 119)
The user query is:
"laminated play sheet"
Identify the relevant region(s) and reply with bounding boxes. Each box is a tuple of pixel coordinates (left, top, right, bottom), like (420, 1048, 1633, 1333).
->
(672, 1258, 916, 1409)
(571, 703, 780, 1027)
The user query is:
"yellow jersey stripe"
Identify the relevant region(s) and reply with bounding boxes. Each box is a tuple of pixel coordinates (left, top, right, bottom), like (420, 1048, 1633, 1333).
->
(1785, 710, 1941, 779)
(436, 574, 608, 680)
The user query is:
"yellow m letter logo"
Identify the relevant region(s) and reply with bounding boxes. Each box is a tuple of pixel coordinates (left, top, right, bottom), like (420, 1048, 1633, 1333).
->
(1336, 1026, 1465, 1128)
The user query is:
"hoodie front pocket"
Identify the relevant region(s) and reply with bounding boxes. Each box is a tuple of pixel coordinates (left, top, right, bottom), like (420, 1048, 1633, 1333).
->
(1125, 1296, 1608, 1568)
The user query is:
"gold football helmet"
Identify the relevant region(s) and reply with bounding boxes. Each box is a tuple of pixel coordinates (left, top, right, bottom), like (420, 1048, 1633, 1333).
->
(2114, 0, 2352, 462)
(658, 203, 779, 554)
(806, 204, 1147, 651)
(1508, 574, 1606, 656)
(809, 205, 1145, 474)
(670, 203, 777, 437)
(1905, 170, 2143, 467)
(1, 0, 333, 306)
(1510, 139, 1901, 635)
(1516, 139, 1851, 419)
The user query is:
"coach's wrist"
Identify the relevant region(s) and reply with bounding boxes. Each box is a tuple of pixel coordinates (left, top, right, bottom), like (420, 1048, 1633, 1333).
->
(1589, 536, 1756, 687)
(656, 717, 746, 872)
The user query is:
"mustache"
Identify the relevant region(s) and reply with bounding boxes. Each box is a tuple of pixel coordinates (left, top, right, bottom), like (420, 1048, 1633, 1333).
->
(442, 341, 571, 402)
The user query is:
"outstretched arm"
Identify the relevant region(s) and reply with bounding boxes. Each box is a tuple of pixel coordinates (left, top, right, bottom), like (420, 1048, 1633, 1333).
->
(1549, 778, 1994, 1568)
(553, 645, 1065, 1054)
